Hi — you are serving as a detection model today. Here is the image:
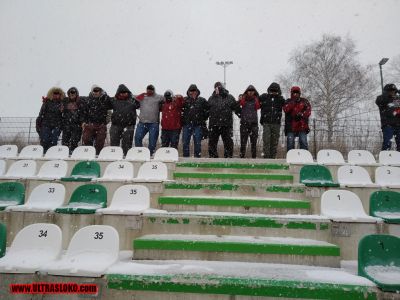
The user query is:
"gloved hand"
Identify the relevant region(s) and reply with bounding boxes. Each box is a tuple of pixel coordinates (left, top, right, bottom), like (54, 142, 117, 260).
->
(394, 108, 400, 116)
(294, 114, 302, 121)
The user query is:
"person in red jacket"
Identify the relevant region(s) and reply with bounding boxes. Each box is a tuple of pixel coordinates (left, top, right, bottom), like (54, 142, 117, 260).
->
(160, 90, 184, 149)
(283, 86, 311, 151)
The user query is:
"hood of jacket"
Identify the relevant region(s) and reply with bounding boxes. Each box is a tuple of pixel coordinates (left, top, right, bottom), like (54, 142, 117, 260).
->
(115, 84, 132, 97)
(46, 87, 65, 100)
(267, 82, 282, 95)
(67, 87, 79, 98)
(186, 84, 201, 97)
(243, 85, 259, 97)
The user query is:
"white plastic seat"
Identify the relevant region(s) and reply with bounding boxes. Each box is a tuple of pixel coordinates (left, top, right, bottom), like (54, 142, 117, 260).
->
(134, 161, 168, 182)
(316, 149, 345, 165)
(0, 160, 6, 176)
(375, 166, 400, 188)
(286, 149, 314, 164)
(97, 185, 150, 215)
(0, 145, 18, 158)
(96, 161, 134, 181)
(154, 147, 179, 162)
(6, 183, 66, 212)
(41, 225, 119, 277)
(98, 146, 123, 161)
(70, 146, 96, 160)
(1, 160, 37, 179)
(321, 190, 380, 222)
(379, 151, 400, 166)
(18, 145, 43, 159)
(44, 145, 70, 159)
(125, 147, 150, 162)
(348, 150, 377, 166)
(337, 165, 378, 187)
(35, 160, 68, 179)
(0, 223, 62, 273)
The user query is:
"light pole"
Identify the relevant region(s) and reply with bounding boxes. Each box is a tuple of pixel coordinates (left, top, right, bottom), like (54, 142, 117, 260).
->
(379, 58, 389, 94)
(216, 61, 233, 88)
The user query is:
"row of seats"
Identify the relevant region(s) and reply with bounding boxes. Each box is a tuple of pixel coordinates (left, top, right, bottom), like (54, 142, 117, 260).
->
(0, 160, 169, 182)
(287, 149, 400, 166)
(0, 145, 179, 162)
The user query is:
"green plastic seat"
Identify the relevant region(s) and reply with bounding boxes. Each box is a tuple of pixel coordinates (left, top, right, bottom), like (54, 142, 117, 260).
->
(61, 161, 101, 182)
(370, 191, 400, 224)
(0, 182, 25, 211)
(358, 234, 400, 292)
(0, 223, 6, 258)
(55, 184, 107, 214)
(299, 165, 339, 187)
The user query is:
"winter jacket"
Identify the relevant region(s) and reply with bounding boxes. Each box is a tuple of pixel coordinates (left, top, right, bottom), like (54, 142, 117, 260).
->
(283, 97, 311, 134)
(239, 85, 260, 125)
(182, 84, 209, 126)
(259, 82, 285, 125)
(161, 95, 184, 130)
(376, 85, 400, 128)
(111, 84, 140, 127)
(136, 92, 164, 123)
(36, 87, 65, 131)
(62, 87, 82, 128)
(80, 89, 112, 125)
(208, 87, 240, 127)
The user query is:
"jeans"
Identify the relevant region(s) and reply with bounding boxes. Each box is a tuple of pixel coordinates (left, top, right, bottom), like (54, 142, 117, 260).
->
(382, 125, 400, 151)
(262, 123, 281, 158)
(40, 126, 61, 153)
(134, 122, 159, 156)
(182, 124, 202, 157)
(287, 131, 308, 151)
(161, 129, 181, 149)
(110, 124, 135, 155)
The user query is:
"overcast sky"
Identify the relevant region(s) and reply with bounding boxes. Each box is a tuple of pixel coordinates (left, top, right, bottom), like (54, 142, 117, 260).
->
(0, 0, 399, 117)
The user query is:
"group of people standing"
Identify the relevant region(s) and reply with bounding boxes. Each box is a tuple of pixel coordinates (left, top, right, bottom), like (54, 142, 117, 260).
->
(36, 82, 313, 158)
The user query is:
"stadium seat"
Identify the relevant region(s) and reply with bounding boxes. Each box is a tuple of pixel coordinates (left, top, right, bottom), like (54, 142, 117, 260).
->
(18, 145, 43, 159)
(44, 145, 70, 159)
(316, 149, 346, 165)
(358, 234, 400, 292)
(321, 190, 380, 222)
(375, 166, 400, 188)
(379, 150, 400, 166)
(96, 161, 134, 181)
(0, 223, 6, 258)
(0, 145, 18, 159)
(61, 160, 100, 182)
(6, 183, 65, 213)
(0, 160, 6, 176)
(125, 147, 150, 162)
(370, 191, 400, 224)
(0, 182, 25, 211)
(55, 184, 106, 214)
(0, 160, 37, 179)
(348, 150, 377, 166)
(97, 185, 150, 215)
(135, 161, 168, 182)
(154, 147, 179, 162)
(286, 149, 314, 164)
(70, 146, 96, 160)
(35, 160, 68, 180)
(299, 165, 339, 187)
(41, 225, 119, 277)
(98, 146, 123, 161)
(0, 223, 62, 273)
(337, 165, 378, 187)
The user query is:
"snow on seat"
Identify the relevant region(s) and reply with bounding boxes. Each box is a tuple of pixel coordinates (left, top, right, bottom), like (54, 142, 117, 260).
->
(98, 146, 123, 161)
(154, 147, 179, 162)
(41, 225, 119, 277)
(34, 160, 68, 180)
(0, 182, 25, 211)
(134, 161, 168, 182)
(97, 185, 150, 215)
(299, 165, 339, 187)
(18, 145, 43, 159)
(348, 150, 378, 166)
(125, 147, 150, 162)
(316, 149, 345, 165)
(375, 166, 400, 188)
(286, 149, 314, 164)
(358, 234, 400, 292)
(337, 165, 378, 187)
(0, 160, 6, 176)
(6, 183, 65, 213)
(0, 223, 6, 258)
(370, 191, 400, 224)
(44, 145, 69, 159)
(0, 160, 37, 179)
(0, 223, 62, 273)
(70, 146, 96, 160)
(96, 161, 134, 182)
(0, 145, 18, 159)
(61, 160, 100, 182)
(379, 150, 400, 166)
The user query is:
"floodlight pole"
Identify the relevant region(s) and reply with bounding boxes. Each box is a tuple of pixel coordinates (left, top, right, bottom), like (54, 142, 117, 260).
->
(379, 58, 389, 94)
(216, 61, 233, 88)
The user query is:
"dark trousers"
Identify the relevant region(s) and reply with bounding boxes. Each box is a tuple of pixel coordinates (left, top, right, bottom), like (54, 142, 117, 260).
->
(40, 126, 61, 153)
(208, 126, 233, 158)
(82, 123, 107, 155)
(161, 129, 180, 149)
(62, 125, 82, 154)
(110, 124, 135, 155)
(240, 123, 258, 158)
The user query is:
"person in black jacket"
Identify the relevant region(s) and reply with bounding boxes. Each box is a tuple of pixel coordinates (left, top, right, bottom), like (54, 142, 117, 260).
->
(208, 82, 241, 158)
(376, 84, 400, 151)
(259, 82, 285, 158)
(182, 84, 209, 157)
(110, 84, 140, 155)
(36, 87, 65, 152)
(62, 87, 82, 154)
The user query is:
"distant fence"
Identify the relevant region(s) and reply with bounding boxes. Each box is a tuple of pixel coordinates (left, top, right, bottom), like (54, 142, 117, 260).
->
(0, 116, 385, 159)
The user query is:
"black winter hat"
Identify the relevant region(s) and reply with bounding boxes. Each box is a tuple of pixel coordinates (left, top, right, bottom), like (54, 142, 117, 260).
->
(67, 87, 79, 96)
(384, 84, 398, 92)
(214, 82, 223, 88)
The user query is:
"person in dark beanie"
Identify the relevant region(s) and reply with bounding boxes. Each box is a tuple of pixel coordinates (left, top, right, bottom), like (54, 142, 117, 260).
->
(208, 82, 241, 158)
(62, 87, 82, 154)
(160, 90, 184, 149)
(259, 82, 285, 158)
(238, 85, 260, 158)
(376, 83, 400, 151)
(283, 86, 311, 151)
(182, 84, 209, 157)
(80, 85, 112, 155)
(109, 84, 140, 155)
(36, 87, 65, 152)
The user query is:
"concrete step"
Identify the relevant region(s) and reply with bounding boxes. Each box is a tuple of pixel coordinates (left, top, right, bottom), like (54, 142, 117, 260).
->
(158, 195, 311, 214)
(173, 172, 293, 184)
(133, 234, 341, 267)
